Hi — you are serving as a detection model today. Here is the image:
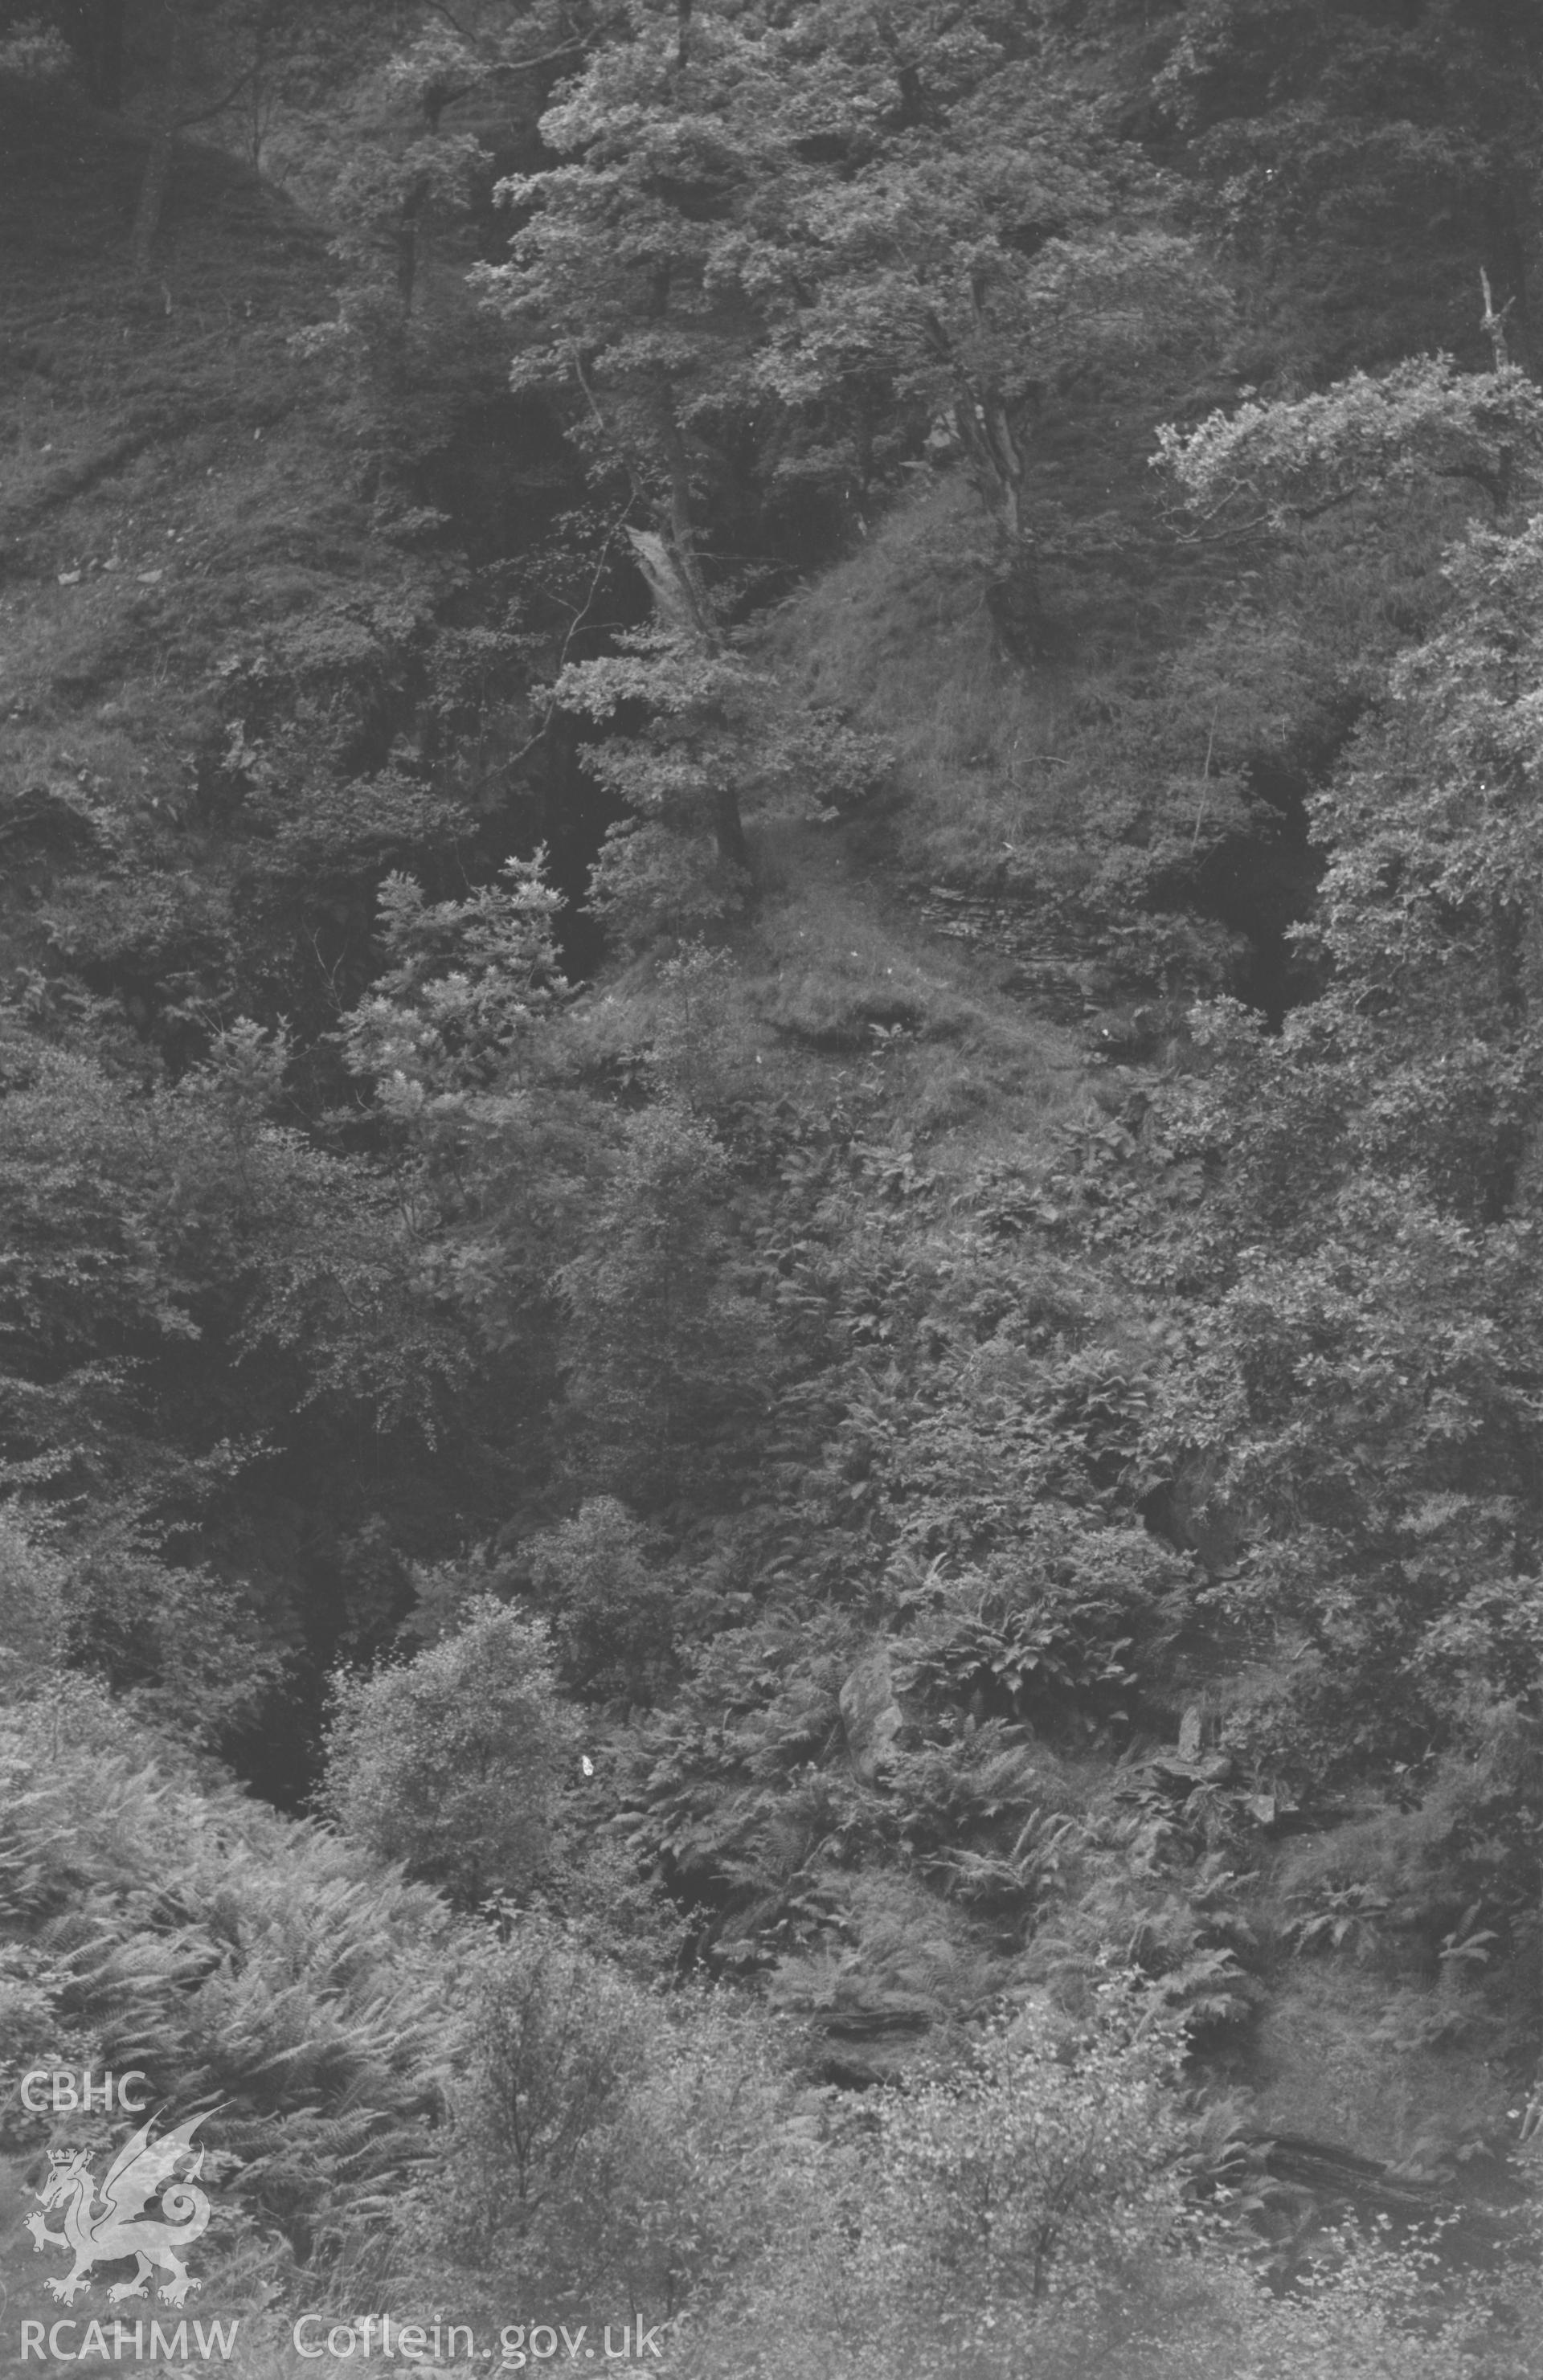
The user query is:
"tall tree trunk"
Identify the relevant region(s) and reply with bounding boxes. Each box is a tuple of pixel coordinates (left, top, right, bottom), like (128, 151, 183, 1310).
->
(651, 369, 718, 635)
(626, 360, 751, 879)
(923, 309, 1045, 656)
(712, 783, 750, 872)
(949, 385, 1025, 546)
(245, 17, 271, 170)
(130, 11, 185, 280)
(624, 528, 706, 639)
(394, 221, 420, 317)
(623, 530, 751, 874)
(393, 178, 431, 317)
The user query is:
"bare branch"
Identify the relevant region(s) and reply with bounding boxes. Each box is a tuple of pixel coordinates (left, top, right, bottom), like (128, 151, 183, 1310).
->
(420, 0, 584, 74)
(173, 63, 257, 129)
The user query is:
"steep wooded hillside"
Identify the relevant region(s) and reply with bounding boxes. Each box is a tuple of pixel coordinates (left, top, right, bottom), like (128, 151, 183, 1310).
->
(4, 5, 1543, 2374)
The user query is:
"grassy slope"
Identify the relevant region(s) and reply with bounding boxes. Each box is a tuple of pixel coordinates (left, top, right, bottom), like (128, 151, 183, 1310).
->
(757, 427, 1230, 898)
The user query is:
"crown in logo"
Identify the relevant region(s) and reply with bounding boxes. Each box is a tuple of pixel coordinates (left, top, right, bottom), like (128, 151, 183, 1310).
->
(29, 2116, 211, 2308)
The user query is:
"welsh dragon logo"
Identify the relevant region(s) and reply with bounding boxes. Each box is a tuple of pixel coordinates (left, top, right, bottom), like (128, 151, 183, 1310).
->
(25, 2113, 211, 2307)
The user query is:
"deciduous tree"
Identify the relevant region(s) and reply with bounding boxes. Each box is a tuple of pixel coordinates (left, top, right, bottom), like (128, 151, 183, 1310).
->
(477, 0, 1217, 660)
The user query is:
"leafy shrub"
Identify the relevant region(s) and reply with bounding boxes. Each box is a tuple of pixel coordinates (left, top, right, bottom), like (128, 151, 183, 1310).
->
(1041, 1825, 1262, 2045)
(555, 632, 759, 952)
(881, 1721, 1054, 1860)
(925, 1801, 1083, 1926)
(1271, 1734, 1543, 1996)
(424, 1916, 652, 2261)
(557, 1102, 776, 1503)
(393, 1916, 796, 2333)
(0, 11, 72, 83)
(681, 1983, 1217, 2380)
(898, 1515, 1194, 1739)
(621, 1609, 860, 1925)
(677, 1988, 1535, 2380)
(525, 1497, 677, 1706)
(322, 1601, 579, 1905)
(907, 1601, 1138, 1733)
(339, 856, 567, 1100)
(1286, 1879, 1391, 1961)
(0, 1010, 479, 1640)
(0, 1505, 66, 1684)
(768, 1867, 1009, 2028)
(763, 708, 897, 818)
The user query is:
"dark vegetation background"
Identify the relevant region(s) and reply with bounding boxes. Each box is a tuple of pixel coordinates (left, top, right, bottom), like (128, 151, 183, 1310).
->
(2, 2, 1543, 2371)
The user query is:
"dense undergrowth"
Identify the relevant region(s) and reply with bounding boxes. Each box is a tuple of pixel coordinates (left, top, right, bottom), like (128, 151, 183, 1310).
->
(4, 0, 1543, 2371)
(2, 1680, 1541, 2378)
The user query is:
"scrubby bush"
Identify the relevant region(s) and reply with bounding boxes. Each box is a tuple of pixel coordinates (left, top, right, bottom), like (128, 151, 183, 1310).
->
(525, 1496, 677, 1705)
(678, 1979, 1543, 2380)
(0, 1505, 66, 1684)
(322, 1601, 579, 1904)
(557, 1102, 776, 1503)
(394, 1916, 796, 2332)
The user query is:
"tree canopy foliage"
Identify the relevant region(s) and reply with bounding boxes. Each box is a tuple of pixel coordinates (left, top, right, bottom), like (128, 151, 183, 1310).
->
(1160, 0, 1543, 369)
(476, 0, 1218, 648)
